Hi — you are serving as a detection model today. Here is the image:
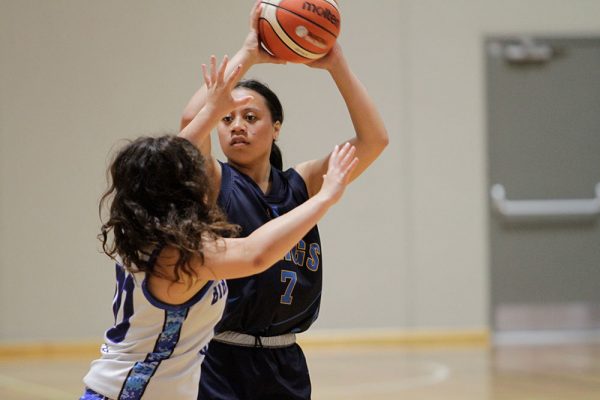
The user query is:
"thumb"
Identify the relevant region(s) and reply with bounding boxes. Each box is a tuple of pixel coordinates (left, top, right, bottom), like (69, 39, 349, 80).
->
(235, 95, 254, 107)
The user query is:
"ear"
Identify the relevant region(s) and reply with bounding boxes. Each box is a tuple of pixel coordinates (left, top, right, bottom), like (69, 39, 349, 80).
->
(273, 121, 281, 140)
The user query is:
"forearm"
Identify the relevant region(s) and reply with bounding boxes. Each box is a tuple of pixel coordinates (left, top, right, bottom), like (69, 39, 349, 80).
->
(330, 59, 389, 150)
(179, 105, 221, 150)
(199, 143, 355, 280)
(245, 193, 332, 271)
(180, 49, 257, 130)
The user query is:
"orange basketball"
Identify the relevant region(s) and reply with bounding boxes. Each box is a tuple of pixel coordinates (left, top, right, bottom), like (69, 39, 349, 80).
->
(258, 0, 341, 64)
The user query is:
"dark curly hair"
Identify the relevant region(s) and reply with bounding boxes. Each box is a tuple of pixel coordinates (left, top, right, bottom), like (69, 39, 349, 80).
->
(99, 135, 239, 283)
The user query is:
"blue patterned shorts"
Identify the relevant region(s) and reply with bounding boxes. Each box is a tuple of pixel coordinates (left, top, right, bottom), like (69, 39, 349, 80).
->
(79, 387, 111, 400)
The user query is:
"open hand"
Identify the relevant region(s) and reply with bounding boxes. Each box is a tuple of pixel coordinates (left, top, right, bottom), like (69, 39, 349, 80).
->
(319, 142, 359, 205)
(202, 55, 253, 116)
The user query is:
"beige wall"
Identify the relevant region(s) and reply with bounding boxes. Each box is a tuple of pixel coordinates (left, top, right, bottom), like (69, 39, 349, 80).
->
(1, 0, 599, 342)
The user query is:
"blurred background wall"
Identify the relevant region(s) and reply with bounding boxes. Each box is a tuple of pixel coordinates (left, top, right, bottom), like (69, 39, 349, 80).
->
(1, 0, 599, 344)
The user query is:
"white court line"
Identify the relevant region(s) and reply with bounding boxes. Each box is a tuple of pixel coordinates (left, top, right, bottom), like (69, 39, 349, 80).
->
(0, 373, 78, 400)
(316, 361, 451, 398)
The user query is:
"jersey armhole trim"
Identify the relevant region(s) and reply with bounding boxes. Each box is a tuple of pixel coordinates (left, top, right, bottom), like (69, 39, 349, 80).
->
(287, 168, 310, 201)
(217, 161, 232, 209)
(141, 278, 215, 310)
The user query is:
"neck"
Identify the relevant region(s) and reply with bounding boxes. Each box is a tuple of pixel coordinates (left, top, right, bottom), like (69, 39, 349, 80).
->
(228, 158, 272, 194)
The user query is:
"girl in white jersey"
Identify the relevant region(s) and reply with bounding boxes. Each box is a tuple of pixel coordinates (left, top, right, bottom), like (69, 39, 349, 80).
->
(80, 57, 358, 400)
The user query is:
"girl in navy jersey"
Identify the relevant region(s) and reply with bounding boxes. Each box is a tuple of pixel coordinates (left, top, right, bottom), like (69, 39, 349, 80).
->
(80, 56, 358, 400)
(179, 2, 388, 399)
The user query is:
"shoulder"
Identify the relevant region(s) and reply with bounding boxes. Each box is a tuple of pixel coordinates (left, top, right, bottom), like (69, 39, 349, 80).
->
(293, 158, 329, 198)
(280, 167, 308, 197)
(217, 162, 238, 208)
(217, 163, 264, 211)
(218, 162, 249, 187)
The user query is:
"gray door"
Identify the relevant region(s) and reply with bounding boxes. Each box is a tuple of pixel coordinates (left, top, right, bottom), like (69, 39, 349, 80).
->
(486, 37, 600, 342)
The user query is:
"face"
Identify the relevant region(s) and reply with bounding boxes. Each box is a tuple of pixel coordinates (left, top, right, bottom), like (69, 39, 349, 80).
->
(217, 88, 280, 167)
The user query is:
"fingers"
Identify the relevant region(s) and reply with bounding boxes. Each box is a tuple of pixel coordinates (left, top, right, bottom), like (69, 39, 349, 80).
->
(336, 142, 352, 158)
(332, 142, 353, 167)
(204, 55, 238, 89)
(234, 95, 254, 108)
(217, 55, 228, 83)
(330, 144, 340, 161)
(225, 64, 243, 88)
(250, 0, 262, 31)
(345, 157, 359, 179)
(210, 55, 217, 85)
(337, 144, 358, 180)
(339, 143, 356, 168)
(201, 64, 210, 87)
(328, 142, 358, 178)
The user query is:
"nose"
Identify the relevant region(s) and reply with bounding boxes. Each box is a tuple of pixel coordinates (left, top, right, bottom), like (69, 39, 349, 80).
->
(230, 115, 246, 134)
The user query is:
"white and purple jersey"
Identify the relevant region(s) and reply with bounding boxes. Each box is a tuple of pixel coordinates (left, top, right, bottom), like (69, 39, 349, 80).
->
(83, 263, 227, 400)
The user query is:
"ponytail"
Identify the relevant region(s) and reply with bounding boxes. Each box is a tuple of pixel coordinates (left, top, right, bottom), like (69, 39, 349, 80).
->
(270, 141, 283, 170)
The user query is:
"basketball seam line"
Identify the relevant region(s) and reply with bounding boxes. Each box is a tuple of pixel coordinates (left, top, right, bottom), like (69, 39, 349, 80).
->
(261, 1, 339, 39)
(260, 17, 312, 60)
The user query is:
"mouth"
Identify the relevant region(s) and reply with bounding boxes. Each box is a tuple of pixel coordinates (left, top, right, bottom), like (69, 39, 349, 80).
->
(230, 137, 249, 146)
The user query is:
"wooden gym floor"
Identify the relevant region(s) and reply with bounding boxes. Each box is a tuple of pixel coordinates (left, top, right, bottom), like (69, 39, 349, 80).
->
(0, 341, 599, 399)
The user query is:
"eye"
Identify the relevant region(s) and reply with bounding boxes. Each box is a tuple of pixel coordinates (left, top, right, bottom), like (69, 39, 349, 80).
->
(245, 114, 257, 122)
(222, 115, 233, 124)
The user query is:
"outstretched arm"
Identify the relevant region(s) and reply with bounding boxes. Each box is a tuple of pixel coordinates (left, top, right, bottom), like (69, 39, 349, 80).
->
(178, 55, 253, 185)
(295, 44, 389, 197)
(201, 142, 357, 279)
(151, 144, 358, 304)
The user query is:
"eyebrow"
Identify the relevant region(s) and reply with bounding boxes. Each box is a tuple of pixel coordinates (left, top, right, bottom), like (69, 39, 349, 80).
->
(241, 107, 260, 113)
(224, 107, 261, 116)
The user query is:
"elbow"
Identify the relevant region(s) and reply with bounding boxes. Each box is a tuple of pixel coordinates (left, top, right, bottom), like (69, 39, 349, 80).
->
(368, 130, 389, 157)
(235, 237, 272, 275)
(379, 129, 390, 149)
(180, 111, 195, 131)
(249, 243, 284, 275)
(249, 253, 271, 274)
(363, 128, 389, 153)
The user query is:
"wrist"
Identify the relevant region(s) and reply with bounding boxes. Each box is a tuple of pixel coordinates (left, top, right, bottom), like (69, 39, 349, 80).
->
(196, 103, 223, 125)
(312, 190, 336, 209)
(237, 47, 259, 66)
(327, 56, 348, 76)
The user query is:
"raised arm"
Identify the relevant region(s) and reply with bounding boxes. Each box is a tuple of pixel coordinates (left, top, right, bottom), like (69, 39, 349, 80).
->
(178, 55, 253, 185)
(294, 44, 389, 197)
(179, 0, 284, 160)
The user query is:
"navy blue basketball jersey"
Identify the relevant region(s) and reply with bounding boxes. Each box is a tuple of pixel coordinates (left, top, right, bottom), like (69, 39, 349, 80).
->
(216, 162, 322, 336)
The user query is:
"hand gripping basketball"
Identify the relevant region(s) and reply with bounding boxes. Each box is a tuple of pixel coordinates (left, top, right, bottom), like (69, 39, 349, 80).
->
(258, 0, 341, 63)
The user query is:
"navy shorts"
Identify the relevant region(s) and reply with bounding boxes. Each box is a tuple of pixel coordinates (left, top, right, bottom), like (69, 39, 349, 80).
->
(79, 388, 111, 400)
(198, 340, 311, 400)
